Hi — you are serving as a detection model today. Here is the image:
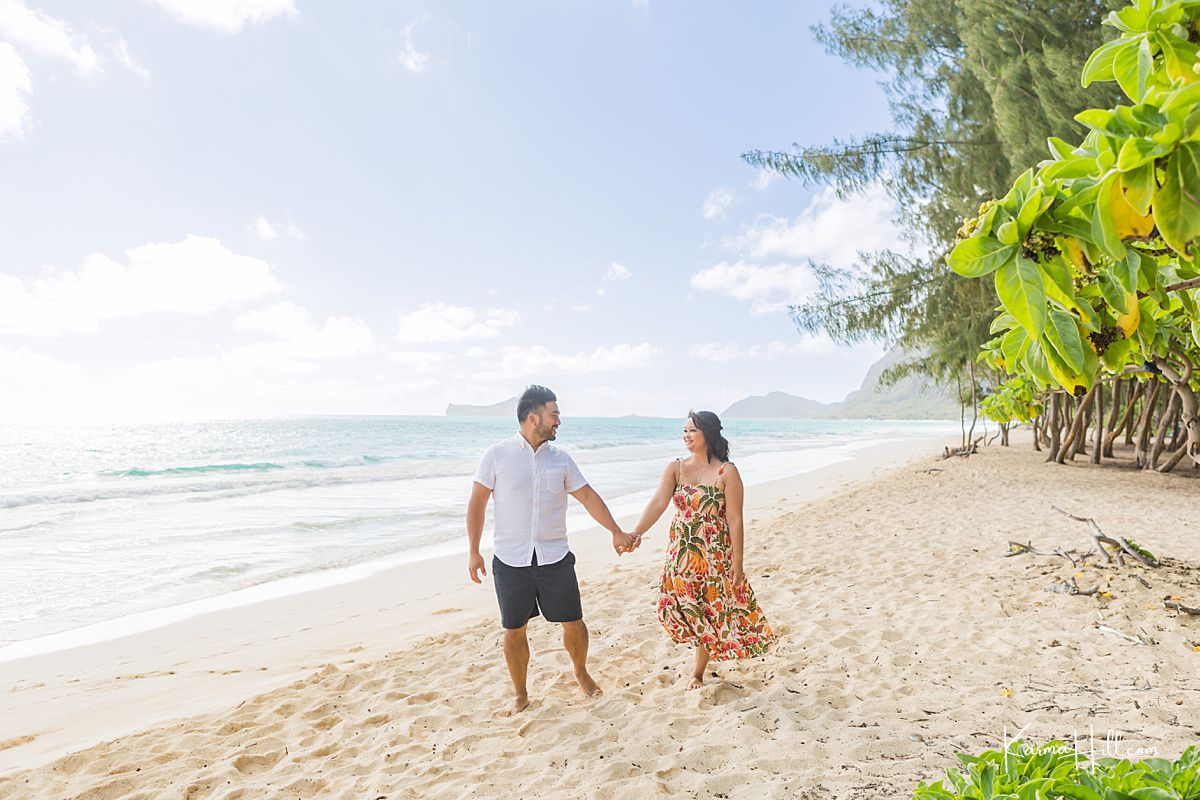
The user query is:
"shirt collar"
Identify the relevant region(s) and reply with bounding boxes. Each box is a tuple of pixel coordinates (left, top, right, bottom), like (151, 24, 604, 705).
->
(513, 431, 550, 453)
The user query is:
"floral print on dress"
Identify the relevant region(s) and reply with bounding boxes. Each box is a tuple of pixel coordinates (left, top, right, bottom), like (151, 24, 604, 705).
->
(656, 468, 777, 661)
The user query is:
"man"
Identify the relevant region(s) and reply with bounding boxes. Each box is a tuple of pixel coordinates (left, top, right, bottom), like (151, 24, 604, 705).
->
(466, 385, 639, 716)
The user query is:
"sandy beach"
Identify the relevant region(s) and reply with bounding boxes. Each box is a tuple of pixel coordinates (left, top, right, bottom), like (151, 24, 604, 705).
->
(2, 435, 1198, 799)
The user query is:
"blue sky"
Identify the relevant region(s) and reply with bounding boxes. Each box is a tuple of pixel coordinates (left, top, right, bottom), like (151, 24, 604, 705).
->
(0, 0, 905, 421)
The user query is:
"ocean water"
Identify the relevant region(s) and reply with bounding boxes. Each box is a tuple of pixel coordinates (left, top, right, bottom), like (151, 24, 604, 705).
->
(0, 415, 956, 653)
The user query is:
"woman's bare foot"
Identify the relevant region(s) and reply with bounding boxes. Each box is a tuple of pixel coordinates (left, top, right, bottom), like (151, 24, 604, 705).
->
(499, 694, 530, 717)
(575, 670, 602, 697)
(686, 674, 704, 691)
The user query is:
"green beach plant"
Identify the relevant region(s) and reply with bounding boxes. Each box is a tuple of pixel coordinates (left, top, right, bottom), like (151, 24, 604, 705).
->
(947, 0, 1200, 469)
(913, 739, 1200, 799)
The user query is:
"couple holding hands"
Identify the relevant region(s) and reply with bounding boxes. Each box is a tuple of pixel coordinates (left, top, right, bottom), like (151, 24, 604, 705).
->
(465, 385, 776, 716)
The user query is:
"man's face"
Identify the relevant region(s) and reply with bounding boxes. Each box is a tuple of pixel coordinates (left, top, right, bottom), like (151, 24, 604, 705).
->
(533, 401, 561, 441)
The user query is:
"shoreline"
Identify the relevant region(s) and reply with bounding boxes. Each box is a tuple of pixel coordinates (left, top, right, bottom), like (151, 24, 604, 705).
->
(0, 429, 955, 663)
(0, 432, 954, 777)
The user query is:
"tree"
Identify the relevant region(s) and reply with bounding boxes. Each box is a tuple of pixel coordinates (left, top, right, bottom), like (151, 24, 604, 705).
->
(949, 0, 1200, 471)
(745, 0, 1125, 388)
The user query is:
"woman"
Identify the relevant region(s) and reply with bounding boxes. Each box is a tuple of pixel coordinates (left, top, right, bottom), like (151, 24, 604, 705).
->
(630, 410, 777, 689)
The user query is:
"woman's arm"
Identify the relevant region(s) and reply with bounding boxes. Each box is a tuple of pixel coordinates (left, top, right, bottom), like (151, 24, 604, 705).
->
(721, 464, 746, 585)
(631, 461, 678, 538)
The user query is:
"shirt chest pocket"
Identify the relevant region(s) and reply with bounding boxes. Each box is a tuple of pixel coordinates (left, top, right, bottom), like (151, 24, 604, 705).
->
(537, 461, 567, 494)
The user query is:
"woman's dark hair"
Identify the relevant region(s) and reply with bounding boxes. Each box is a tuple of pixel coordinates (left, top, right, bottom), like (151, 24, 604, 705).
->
(517, 385, 557, 423)
(688, 410, 730, 463)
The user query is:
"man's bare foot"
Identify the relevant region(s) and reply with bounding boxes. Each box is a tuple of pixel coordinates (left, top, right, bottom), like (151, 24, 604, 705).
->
(575, 671, 602, 697)
(686, 674, 704, 691)
(499, 695, 531, 717)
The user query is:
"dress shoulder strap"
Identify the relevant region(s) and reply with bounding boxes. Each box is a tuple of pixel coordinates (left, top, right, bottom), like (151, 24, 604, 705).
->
(718, 461, 735, 476)
(675, 457, 684, 487)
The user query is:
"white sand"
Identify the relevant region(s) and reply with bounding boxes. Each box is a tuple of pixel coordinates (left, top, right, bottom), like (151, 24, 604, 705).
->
(2, 435, 1198, 799)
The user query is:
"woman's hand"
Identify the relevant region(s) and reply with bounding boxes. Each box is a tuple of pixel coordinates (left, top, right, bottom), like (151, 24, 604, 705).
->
(731, 561, 745, 587)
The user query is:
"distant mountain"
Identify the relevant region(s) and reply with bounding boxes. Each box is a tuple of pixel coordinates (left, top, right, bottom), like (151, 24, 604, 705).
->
(446, 397, 518, 417)
(835, 349, 959, 419)
(722, 349, 958, 420)
(722, 391, 836, 419)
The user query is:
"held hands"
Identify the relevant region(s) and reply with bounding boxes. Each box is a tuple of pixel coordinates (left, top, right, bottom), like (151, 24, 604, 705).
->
(611, 530, 642, 556)
(468, 551, 487, 584)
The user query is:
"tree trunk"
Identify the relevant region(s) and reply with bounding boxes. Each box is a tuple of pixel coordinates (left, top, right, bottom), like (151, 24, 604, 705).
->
(1153, 352, 1200, 469)
(1058, 387, 1097, 464)
(1102, 379, 1122, 458)
(1031, 416, 1042, 451)
(1106, 380, 1143, 454)
(1134, 381, 1163, 468)
(1091, 382, 1104, 464)
(966, 361, 978, 449)
(1148, 390, 1181, 470)
(1046, 393, 1062, 463)
(1001, 422, 1010, 447)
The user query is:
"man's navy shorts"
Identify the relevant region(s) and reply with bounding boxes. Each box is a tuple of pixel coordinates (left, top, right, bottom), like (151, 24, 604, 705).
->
(491, 550, 583, 630)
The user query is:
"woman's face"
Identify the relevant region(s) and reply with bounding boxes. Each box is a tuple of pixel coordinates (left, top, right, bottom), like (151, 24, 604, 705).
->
(683, 418, 705, 453)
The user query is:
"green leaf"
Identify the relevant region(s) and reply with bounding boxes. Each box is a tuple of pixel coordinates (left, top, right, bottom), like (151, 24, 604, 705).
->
(1112, 35, 1152, 101)
(1153, 142, 1200, 255)
(1047, 308, 1087, 374)
(990, 310, 1018, 334)
(1160, 80, 1200, 113)
(1042, 255, 1075, 299)
(1119, 250, 1141, 293)
(1017, 187, 1045, 236)
(1100, 271, 1130, 312)
(1051, 784, 1104, 800)
(1192, 320, 1200, 349)
(1092, 178, 1128, 260)
(1047, 136, 1077, 160)
(1117, 138, 1163, 172)
(1041, 156, 1101, 181)
(1128, 789, 1181, 800)
(1082, 37, 1130, 87)
(1001, 327, 1028, 371)
(1023, 339, 1055, 386)
(997, 220, 1020, 245)
(996, 257, 1047, 339)
(1121, 162, 1155, 216)
(948, 238, 1018, 278)
(1075, 108, 1120, 133)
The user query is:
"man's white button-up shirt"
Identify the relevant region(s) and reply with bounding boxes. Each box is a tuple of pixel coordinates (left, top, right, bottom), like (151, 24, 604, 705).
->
(474, 433, 588, 568)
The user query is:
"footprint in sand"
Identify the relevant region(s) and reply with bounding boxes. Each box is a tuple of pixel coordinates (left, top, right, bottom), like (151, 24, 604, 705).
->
(432, 607, 463, 616)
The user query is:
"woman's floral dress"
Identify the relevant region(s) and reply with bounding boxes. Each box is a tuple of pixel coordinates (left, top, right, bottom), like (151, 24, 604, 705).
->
(657, 461, 777, 660)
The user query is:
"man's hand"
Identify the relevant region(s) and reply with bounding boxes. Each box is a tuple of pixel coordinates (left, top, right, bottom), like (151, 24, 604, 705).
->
(611, 531, 637, 555)
(469, 551, 487, 583)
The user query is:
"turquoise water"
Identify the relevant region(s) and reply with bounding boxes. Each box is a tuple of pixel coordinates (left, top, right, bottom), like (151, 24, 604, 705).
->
(0, 415, 956, 648)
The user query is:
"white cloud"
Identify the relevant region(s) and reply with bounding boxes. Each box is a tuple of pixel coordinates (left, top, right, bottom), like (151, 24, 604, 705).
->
(692, 184, 908, 315)
(147, 0, 297, 33)
(734, 183, 905, 265)
(390, 349, 448, 373)
(702, 188, 735, 220)
(109, 33, 149, 80)
(234, 301, 375, 362)
(0, 0, 98, 75)
(482, 343, 656, 378)
(689, 260, 816, 316)
(594, 261, 632, 296)
(753, 169, 781, 191)
(396, 303, 521, 343)
(231, 316, 375, 363)
(604, 262, 631, 283)
(397, 20, 430, 74)
(690, 337, 837, 362)
(0, 235, 282, 335)
(253, 215, 305, 241)
(0, 42, 31, 138)
(234, 300, 309, 337)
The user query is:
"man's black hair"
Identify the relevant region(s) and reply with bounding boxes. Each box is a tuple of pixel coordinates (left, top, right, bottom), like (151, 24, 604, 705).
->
(517, 385, 557, 423)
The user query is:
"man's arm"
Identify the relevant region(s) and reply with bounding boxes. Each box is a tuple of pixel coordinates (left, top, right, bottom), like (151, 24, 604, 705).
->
(569, 484, 637, 555)
(467, 481, 492, 583)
